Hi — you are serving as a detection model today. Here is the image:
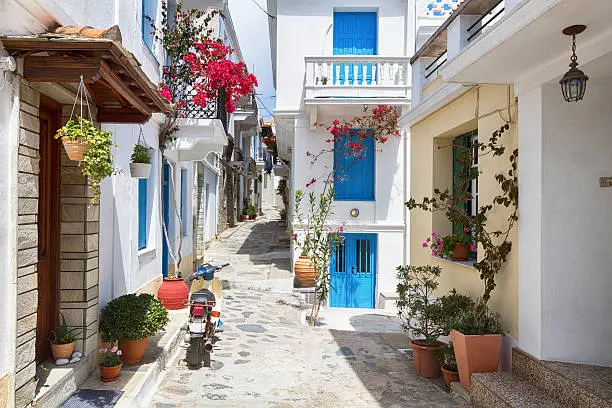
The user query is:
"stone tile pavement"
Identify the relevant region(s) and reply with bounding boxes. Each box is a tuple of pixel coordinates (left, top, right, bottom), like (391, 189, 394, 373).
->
(151, 205, 469, 408)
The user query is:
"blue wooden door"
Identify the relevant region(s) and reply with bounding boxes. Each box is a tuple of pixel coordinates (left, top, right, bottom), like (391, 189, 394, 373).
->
(162, 161, 170, 277)
(330, 233, 377, 308)
(333, 12, 377, 85)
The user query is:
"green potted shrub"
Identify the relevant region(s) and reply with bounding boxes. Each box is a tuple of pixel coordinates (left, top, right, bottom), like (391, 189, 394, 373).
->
(246, 204, 258, 219)
(396, 265, 446, 378)
(130, 144, 153, 178)
(49, 316, 78, 361)
(435, 343, 459, 387)
(100, 294, 169, 365)
(449, 298, 502, 391)
(55, 116, 116, 204)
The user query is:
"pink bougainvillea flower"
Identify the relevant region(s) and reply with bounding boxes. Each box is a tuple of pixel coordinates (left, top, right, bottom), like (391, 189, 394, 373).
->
(470, 245, 477, 251)
(158, 86, 172, 102)
(305, 178, 316, 188)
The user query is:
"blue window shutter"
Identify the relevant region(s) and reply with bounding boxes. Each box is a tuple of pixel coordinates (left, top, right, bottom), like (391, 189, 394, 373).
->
(142, 0, 157, 53)
(333, 12, 377, 85)
(138, 178, 148, 249)
(334, 132, 375, 201)
(181, 168, 188, 234)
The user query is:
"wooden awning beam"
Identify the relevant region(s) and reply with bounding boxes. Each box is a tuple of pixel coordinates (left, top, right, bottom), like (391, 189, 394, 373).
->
(23, 56, 102, 83)
(99, 61, 151, 116)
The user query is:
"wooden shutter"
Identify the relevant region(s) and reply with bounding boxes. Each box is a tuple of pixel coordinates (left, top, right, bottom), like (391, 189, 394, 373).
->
(334, 131, 375, 201)
(138, 178, 148, 249)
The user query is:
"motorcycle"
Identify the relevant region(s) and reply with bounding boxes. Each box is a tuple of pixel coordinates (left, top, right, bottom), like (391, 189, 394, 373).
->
(185, 262, 229, 368)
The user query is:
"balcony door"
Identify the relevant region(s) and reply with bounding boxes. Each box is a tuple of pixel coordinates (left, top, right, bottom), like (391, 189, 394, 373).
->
(333, 12, 377, 85)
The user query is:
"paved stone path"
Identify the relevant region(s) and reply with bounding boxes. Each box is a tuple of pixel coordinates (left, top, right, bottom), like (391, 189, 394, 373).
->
(151, 206, 469, 408)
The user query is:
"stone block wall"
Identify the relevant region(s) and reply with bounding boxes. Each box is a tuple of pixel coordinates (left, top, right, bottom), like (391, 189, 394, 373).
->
(15, 79, 40, 407)
(13, 81, 100, 407)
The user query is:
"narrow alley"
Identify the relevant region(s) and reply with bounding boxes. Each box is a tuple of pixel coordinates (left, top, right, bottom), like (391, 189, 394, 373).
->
(151, 208, 468, 408)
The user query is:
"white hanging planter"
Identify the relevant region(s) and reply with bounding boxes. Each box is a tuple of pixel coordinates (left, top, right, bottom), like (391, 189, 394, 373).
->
(130, 163, 151, 179)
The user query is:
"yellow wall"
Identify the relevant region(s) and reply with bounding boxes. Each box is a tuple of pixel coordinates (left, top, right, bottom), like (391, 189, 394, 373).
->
(410, 85, 519, 338)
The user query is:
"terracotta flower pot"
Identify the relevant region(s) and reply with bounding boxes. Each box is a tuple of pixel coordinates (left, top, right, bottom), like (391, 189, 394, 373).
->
(249, 215, 256, 220)
(61, 138, 89, 161)
(99, 362, 122, 382)
(294, 255, 316, 287)
(451, 329, 502, 391)
(441, 365, 460, 387)
(50, 341, 76, 361)
(452, 243, 470, 261)
(158, 277, 189, 310)
(118, 337, 149, 365)
(241, 215, 248, 221)
(410, 340, 444, 378)
(130, 163, 151, 179)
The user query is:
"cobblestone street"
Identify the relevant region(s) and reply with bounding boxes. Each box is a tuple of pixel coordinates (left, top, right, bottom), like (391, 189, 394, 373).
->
(151, 208, 468, 408)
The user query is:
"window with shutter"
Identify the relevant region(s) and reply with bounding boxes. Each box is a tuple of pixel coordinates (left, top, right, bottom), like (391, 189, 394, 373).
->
(334, 131, 375, 201)
(138, 178, 148, 250)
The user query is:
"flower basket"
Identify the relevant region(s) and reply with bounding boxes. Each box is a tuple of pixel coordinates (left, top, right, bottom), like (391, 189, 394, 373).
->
(130, 163, 152, 179)
(61, 138, 89, 161)
(99, 362, 122, 382)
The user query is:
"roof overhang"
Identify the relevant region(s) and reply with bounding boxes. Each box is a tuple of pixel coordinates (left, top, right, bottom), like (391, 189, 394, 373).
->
(439, 0, 612, 95)
(0, 35, 170, 123)
(170, 118, 227, 161)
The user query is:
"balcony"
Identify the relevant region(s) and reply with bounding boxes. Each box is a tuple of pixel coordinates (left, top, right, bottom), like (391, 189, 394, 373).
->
(168, 79, 229, 161)
(304, 56, 411, 104)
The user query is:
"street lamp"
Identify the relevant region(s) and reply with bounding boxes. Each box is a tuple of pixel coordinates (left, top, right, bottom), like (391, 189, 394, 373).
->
(559, 25, 589, 102)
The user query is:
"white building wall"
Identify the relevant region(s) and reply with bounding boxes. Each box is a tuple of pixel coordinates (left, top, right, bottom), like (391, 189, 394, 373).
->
(275, 0, 409, 110)
(203, 165, 219, 243)
(540, 80, 612, 365)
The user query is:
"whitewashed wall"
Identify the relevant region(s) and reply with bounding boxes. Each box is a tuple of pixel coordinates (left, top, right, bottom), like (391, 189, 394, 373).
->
(275, 0, 410, 110)
(519, 79, 612, 366)
(203, 165, 219, 243)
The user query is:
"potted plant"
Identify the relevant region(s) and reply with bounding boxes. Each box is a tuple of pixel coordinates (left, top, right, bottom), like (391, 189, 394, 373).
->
(98, 347, 122, 382)
(449, 298, 502, 391)
(130, 144, 153, 178)
(396, 265, 446, 378)
(49, 317, 78, 361)
(55, 116, 116, 204)
(245, 204, 258, 220)
(435, 343, 459, 387)
(422, 229, 475, 261)
(100, 294, 169, 365)
(294, 248, 316, 288)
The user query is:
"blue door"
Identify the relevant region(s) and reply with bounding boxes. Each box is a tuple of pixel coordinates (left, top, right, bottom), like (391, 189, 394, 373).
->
(162, 161, 170, 277)
(333, 12, 377, 85)
(330, 233, 377, 308)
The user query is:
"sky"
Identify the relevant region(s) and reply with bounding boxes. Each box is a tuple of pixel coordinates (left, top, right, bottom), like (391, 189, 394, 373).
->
(228, 0, 276, 120)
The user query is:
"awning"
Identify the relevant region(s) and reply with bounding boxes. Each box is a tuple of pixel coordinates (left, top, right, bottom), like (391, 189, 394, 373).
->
(1, 26, 171, 123)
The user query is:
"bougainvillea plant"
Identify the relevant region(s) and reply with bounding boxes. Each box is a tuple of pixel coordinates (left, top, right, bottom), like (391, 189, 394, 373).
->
(148, 1, 258, 150)
(306, 104, 400, 185)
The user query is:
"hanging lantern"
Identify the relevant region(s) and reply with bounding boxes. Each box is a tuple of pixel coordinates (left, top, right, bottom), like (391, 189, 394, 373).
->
(559, 25, 589, 102)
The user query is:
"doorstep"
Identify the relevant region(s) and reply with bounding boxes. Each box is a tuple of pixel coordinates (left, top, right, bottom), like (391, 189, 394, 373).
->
(74, 308, 186, 408)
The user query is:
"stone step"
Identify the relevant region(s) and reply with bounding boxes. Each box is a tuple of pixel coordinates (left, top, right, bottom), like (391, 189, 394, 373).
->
(512, 348, 612, 408)
(471, 372, 566, 408)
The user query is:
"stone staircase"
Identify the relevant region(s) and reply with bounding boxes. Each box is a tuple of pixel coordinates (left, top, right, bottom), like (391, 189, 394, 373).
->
(471, 348, 612, 408)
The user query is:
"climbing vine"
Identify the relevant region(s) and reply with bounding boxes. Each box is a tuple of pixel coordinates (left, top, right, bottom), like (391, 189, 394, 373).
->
(406, 123, 518, 302)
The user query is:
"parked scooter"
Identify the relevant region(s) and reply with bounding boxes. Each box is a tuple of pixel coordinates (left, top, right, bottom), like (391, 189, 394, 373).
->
(185, 262, 229, 368)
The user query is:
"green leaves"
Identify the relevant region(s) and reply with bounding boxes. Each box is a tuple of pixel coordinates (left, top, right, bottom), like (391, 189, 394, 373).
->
(99, 294, 169, 342)
(56, 116, 116, 205)
(131, 144, 153, 164)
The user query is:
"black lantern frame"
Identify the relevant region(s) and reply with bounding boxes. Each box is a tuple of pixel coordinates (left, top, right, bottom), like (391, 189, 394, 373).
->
(559, 25, 589, 102)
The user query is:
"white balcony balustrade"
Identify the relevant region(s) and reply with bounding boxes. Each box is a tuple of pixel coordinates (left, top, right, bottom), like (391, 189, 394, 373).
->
(304, 56, 410, 102)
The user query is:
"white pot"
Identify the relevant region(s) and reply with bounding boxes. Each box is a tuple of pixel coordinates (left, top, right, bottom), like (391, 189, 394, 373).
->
(130, 163, 151, 179)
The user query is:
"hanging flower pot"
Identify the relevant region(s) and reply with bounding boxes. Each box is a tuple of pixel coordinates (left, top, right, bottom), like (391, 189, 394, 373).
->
(61, 138, 89, 161)
(130, 163, 152, 178)
(158, 277, 189, 310)
(130, 143, 153, 179)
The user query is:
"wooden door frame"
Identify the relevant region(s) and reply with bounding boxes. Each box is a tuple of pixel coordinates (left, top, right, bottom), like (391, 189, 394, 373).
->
(36, 95, 61, 362)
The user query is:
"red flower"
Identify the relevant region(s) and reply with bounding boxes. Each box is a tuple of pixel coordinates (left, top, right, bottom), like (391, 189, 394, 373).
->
(158, 86, 172, 102)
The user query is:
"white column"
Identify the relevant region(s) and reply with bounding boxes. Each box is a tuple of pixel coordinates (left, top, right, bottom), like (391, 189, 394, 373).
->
(447, 14, 482, 59)
(517, 85, 544, 359)
(410, 57, 434, 106)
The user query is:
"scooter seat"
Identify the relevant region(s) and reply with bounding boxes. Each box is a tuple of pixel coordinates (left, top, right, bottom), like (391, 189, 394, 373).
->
(191, 288, 216, 305)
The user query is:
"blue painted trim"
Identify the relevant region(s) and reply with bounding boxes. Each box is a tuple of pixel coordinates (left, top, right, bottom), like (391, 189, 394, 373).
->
(138, 178, 148, 250)
(180, 168, 188, 235)
(333, 132, 375, 201)
(162, 161, 170, 277)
